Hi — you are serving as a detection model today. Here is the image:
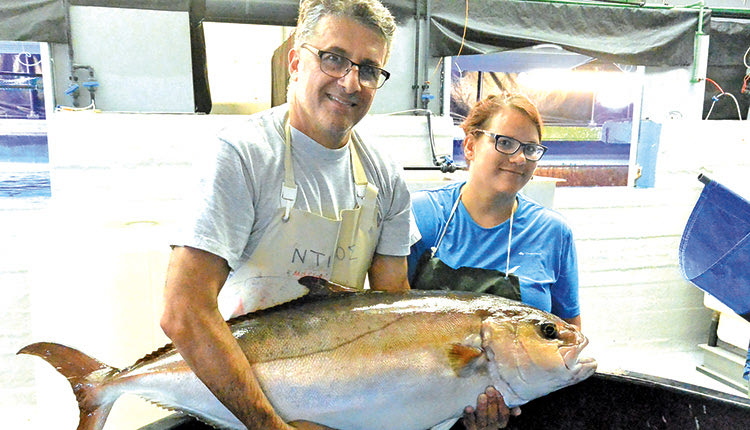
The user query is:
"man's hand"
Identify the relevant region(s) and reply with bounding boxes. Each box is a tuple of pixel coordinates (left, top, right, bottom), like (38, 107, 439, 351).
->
(461, 386, 521, 430)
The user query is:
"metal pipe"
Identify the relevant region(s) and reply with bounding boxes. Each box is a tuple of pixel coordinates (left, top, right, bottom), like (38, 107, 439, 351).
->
(690, 1, 709, 84)
(64, 0, 74, 70)
(423, 0, 431, 87)
(63, 0, 79, 106)
(697, 0, 705, 34)
(203, 0, 298, 25)
(413, 0, 421, 110)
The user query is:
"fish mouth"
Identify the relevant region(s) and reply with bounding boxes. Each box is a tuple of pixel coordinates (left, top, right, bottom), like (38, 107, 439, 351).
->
(560, 336, 597, 379)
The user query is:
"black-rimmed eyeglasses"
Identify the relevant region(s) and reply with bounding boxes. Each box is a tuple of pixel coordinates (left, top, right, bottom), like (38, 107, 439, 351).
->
(473, 130, 547, 161)
(301, 43, 390, 89)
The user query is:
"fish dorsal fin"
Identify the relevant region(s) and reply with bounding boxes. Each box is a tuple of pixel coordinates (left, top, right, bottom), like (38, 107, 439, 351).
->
(224, 277, 360, 326)
(297, 276, 358, 296)
(448, 343, 487, 377)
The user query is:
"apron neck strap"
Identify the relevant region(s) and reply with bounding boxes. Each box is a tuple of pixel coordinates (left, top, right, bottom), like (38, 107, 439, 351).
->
(281, 115, 371, 219)
(281, 117, 298, 221)
(432, 189, 463, 256)
(433, 190, 518, 278)
(505, 199, 516, 276)
(350, 131, 369, 202)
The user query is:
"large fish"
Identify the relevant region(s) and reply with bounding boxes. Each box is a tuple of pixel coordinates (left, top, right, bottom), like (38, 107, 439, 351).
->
(18, 278, 596, 430)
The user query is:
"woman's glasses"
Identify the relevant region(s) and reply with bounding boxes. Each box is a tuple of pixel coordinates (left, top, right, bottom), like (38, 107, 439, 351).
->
(473, 130, 547, 161)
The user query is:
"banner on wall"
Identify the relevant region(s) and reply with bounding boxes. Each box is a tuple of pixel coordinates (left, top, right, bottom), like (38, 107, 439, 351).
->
(0, 49, 45, 119)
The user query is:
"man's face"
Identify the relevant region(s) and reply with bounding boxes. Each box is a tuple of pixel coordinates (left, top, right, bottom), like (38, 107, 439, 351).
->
(288, 15, 389, 149)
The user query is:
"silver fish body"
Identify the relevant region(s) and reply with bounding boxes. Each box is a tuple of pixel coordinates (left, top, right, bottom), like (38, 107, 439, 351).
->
(19, 288, 597, 430)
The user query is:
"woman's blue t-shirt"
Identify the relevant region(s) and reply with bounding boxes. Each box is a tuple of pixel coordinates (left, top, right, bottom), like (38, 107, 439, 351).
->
(408, 181, 580, 319)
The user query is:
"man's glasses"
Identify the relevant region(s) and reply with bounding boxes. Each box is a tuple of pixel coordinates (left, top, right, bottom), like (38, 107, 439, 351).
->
(301, 43, 390, 89)
(473, 130, 547, 161)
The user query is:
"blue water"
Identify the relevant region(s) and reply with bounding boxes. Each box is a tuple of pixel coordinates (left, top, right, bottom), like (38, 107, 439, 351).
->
(0, 133, 50, 198)
(0, 163, 50, 198)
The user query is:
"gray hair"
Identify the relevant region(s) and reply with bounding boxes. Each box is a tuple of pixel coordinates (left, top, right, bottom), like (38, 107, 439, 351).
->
(294, 0, 396, 58)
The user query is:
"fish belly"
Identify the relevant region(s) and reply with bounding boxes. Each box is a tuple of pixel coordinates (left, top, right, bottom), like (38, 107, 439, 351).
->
(118, 351, 485, 430)
(113, 364, 246, 429)
(253, 328, 490, 430)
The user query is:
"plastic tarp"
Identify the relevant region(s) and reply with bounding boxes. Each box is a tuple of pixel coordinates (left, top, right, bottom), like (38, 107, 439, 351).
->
(203, 0, 706, 66)
(679, 177, 750, 322)
(3, 0, 708, 67)
(0, 0, 67, 44)
(0, 0, 191, 43)
(202, 0, 416, 25)
(429, 0, 706, 66)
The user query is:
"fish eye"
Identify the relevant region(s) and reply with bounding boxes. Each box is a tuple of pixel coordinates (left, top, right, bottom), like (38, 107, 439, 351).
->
(540, 322, 558, 339)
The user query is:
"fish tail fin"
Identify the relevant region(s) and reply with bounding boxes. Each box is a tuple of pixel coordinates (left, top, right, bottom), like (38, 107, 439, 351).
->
(18, 342, 120, 430)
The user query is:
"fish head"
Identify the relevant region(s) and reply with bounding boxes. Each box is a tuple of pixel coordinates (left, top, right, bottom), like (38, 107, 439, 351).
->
(480, 307, 597, 406)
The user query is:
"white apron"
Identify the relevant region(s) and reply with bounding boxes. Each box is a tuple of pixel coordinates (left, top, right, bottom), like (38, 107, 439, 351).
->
(218, 121, 380, 318)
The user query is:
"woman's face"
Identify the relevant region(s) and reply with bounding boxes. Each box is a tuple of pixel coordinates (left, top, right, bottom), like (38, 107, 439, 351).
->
(464, 107, 540, 197)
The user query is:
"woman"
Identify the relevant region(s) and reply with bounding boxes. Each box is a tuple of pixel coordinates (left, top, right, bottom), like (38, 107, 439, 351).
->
(408, 94, 581, 429)
(409, 93, 580, 327)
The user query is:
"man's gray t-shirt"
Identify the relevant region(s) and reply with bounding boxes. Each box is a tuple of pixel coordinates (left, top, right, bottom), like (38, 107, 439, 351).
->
(174, 104, 412, 271)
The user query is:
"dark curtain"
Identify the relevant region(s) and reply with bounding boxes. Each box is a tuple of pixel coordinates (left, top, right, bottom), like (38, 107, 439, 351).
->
(703, 17, 750, 120)
(0, 0, 67, 43)
(429, 0, 707, 67)
(3, 0, 708, 68)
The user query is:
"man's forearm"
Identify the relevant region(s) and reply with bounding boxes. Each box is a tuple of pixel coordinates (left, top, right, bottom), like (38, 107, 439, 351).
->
(170, 312, 289, 429)
(161, 246, 290, 430)
(368, 254, 410, 291)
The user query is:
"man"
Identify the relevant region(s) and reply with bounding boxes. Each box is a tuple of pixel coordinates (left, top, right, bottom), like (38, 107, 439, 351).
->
(161, 1, 409, 429)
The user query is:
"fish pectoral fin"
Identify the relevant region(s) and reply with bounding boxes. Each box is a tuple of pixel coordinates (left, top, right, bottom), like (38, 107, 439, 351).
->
(297, 276, 358, 296)
(448, 343, 488, 377)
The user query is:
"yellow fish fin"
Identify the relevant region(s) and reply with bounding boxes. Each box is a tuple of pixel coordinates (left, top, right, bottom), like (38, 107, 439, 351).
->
(448, 343, 487, 377)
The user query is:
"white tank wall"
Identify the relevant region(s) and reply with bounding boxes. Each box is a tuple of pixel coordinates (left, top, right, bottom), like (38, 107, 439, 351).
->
(13, 112, 246, 429)
(51, 7, 442, 115)
(53, 6, 195, 112)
